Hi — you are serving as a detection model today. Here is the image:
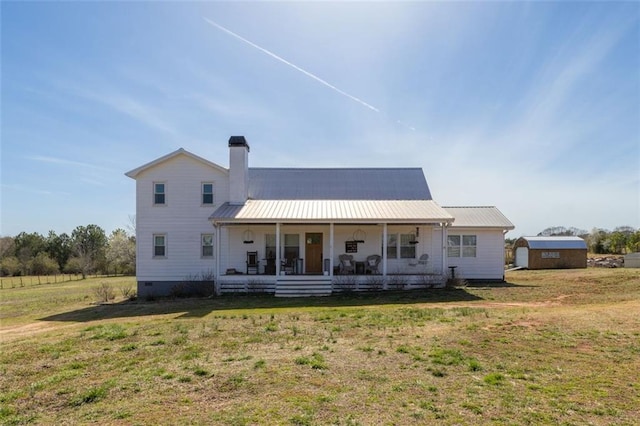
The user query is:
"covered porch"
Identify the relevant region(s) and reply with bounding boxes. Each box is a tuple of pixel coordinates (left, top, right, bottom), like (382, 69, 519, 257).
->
(212, 221, 451, 296)
(211, 199, 454, 296)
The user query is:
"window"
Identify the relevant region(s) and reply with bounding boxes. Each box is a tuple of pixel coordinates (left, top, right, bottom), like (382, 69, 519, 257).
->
(154, 183, 165, 205)
(447, 235, 461, 257)
(154, 234, 166, 257)
(384, 233, 415, 259)
(448, 235, 477, 258)
(400, 234, 416, 259)
(202, 183, 213, 205)
(265, 234, 276, 260)
(284, 234, 300, 264)
(386, 234, 397, 258)
(202, 234, 213, 257)
(462, 235, 477, 257)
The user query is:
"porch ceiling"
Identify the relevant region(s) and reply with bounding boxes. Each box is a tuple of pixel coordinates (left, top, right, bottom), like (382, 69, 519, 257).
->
(210, 199, 453, 224)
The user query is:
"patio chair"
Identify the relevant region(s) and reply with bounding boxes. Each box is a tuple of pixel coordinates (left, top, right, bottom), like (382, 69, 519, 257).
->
(409, 254, 429, 272)
(246, 251, 259, 275)
(338, 254, 355, 274)
(364, 254, 381, 275)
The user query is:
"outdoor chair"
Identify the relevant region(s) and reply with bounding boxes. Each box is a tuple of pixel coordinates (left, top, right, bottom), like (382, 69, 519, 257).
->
(246, 251, 259, 275)
(364, 254, 381, 275)
(409, 254, 429, 272)
(338, 254, 355, 274)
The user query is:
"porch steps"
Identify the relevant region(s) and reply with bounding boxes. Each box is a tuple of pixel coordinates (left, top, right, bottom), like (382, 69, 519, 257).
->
(275, 275, 333, 297)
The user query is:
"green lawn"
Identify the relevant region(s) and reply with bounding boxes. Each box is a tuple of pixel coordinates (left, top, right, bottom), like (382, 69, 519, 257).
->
(1, 269, 639, 425)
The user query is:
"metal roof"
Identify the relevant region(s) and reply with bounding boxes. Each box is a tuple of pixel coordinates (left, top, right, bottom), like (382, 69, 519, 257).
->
(518, 236, 587, 249)
(211, 200, 453, 224)
(247, 168, 432, 200)
(443, 206, 515, 229)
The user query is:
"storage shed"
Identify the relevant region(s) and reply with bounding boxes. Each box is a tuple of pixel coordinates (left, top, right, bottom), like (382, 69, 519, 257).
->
(624, 253, 640, 268)
(513, 236, 587, 269)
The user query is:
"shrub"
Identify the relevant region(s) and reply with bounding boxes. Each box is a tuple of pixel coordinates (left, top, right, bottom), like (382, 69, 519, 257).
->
(365, 275, 385, 291)
(333, 275, 357, 292)
(93, 282, 115, 303)
(387, 274, 408, 290)
(446, 277, 468, 289)
(120, 285, 136, 300)
(172, 270, 216, 298)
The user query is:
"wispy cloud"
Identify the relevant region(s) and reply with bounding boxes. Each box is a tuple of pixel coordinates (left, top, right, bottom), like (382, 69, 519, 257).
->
(27, 155, 119, 173)
(203, 17, 381, 113)
(1, 183, 70, 197)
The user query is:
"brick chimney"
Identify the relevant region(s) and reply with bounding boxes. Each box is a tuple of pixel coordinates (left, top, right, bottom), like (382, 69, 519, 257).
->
(228, 136, 250, 205)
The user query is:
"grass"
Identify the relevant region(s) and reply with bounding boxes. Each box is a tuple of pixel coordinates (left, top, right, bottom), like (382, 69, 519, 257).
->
(0, 269, 639, 424)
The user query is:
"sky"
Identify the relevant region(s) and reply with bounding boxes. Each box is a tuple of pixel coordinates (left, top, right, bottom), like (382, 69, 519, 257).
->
(1, 1, 639, 238)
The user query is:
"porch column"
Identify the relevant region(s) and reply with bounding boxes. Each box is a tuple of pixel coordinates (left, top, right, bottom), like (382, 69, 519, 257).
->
(382, 223, 388, 290)
(329, 223, 334, 277)
(275, 223, 281, 275)
(441, 222, 448, 277)
(214, 223, 221, 295)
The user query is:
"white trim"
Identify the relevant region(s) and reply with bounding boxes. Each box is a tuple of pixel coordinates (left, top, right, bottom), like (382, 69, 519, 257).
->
(126, 148, 228, 179)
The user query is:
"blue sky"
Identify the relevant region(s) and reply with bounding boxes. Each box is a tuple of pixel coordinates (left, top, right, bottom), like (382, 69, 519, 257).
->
(2, 1, 639, 238)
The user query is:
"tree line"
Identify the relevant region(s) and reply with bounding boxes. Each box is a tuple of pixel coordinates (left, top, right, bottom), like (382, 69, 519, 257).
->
(506, 225, 640, 254)
(0, 225, 135, 278)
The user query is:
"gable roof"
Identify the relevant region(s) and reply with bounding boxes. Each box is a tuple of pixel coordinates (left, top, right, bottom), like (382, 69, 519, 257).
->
(443, 206, 515, 229)
(125, 148, 228, 179)
(211, 200, 452, 224)
(518, 236, 587, 250)
(248, 168, 432, 200)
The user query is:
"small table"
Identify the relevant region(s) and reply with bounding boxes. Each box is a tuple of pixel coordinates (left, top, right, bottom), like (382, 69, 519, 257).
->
(355, 261, 365, 275)
(448, 266, 457, 279)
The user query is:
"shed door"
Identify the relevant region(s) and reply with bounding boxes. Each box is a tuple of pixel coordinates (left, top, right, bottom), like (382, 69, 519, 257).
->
(515, 247, 528, 268)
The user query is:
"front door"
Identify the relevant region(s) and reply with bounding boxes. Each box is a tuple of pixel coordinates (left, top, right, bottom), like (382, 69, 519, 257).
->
(305, 233, 323, 274)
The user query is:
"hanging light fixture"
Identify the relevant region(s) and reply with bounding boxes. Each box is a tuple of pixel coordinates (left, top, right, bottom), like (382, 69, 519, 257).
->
(242, 228, 254, 244)
(352, 229, 366, 244)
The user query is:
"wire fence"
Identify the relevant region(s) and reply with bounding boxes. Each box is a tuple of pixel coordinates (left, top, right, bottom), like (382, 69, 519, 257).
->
(1, 274, 90, 289)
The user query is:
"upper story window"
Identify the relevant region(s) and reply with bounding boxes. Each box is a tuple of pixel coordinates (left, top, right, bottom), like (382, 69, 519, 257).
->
(448, 235, 477, 258)
(202, 183, 213, 205)
(154, 182, 165, 205)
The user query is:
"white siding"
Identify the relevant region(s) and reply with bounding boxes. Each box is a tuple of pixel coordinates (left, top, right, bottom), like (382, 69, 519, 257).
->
(446, 229, 505, 280)
(135, 154, 229, 281)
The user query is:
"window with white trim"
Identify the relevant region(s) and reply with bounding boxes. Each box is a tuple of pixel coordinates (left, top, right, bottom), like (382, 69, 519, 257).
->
(154, 234, 166, 257)
(202, 234, 213, 257)
(400, 233, 416, 259)
(462, 235, 477, 257)
(448, 235, 477, 257)
(202, 183, 213, 205)
(154, 182, 165, 205)
(384, 233, 416, 259)
(386, 234, 397, 258)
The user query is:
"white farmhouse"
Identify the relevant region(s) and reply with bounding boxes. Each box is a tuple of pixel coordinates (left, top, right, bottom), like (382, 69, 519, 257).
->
(126, 136, 514, 297)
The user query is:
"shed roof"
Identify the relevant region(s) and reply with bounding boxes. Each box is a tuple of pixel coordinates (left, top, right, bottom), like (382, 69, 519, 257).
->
(247, 168, 431, 200)
(518, 236, 587, 249)
(210, 200, 453, 224)
(443, 206, 515, 229)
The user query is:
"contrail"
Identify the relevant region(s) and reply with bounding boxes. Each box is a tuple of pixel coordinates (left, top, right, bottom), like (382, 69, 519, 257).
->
(203, 17, 380, 113)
